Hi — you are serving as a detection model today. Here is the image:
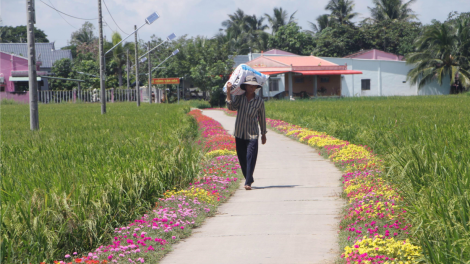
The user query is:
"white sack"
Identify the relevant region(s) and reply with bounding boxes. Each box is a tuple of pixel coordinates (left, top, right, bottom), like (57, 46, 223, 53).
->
(223, 64, 269, 95)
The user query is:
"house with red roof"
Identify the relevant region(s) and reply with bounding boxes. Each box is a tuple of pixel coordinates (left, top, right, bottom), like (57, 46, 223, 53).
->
(244, 52, 362, 98)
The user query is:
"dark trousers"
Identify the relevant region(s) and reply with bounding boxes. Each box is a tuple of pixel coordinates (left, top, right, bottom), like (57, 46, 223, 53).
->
(235, 137, 259, 186)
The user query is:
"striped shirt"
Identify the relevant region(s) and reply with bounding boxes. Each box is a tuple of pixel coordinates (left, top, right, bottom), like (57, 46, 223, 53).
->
(226, 94, 267, 140)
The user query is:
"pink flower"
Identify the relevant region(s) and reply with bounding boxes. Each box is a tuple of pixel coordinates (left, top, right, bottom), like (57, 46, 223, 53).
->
(65, 254, 71, 258)
(172, 236, 176, 239)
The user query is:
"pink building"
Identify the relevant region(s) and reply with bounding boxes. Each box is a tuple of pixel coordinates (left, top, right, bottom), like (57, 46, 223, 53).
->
(0, 51, 45, 103)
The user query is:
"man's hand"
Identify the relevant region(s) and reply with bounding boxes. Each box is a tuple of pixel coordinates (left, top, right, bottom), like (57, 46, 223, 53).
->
(261, 134, 267, 145)
(226, 82, 232, 101)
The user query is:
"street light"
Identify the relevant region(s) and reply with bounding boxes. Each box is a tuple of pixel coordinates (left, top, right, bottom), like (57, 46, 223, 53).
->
(99, 11, 160, 112)
(77, 71, 97, 78)
(151, 49, 179, 72)
(105, 12, 160, 56)
(139, 33, 177, 60)
(151, 49, 179, 104)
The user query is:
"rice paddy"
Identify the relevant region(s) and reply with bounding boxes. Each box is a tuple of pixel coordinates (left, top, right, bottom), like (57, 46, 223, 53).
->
(1, 103, 201, 263)
(265, 95, 470, 263)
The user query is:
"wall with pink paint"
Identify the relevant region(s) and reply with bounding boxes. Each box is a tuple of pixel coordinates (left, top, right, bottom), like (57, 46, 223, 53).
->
(0, 91, 29, 103)
(0, 52, 29, 92)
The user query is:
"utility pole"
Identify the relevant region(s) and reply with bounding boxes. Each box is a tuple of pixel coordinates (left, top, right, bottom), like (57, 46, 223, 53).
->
(134, 25, 140, 106)
(98, 0, 106, 114)
(126, 49, 130, 101)
(27, 0, 39, 130)
(148, 41, 152, 104)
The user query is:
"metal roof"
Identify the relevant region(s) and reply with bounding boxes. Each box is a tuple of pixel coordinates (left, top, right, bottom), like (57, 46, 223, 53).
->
(0, 42, 72, 69)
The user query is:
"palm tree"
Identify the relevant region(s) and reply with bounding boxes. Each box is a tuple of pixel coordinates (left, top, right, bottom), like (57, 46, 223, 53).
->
(70, 22, 96, 45)
(246, 15, 269, 52)
(264, 7, 297, 34)
(109, 32, 134, 87)
(406, 21, 470, 89)
(306, 14, 332, 35)
(221, 9, 250, 38)
(215, 31, 250, 54)
(368, 0, 417, 22)
(325, 0, 359, 25)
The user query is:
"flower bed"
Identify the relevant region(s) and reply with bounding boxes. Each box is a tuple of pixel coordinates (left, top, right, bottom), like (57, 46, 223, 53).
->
(48, 110, 240, 264)
(266, 118, 423, 263)
(203, 108, 237, 117)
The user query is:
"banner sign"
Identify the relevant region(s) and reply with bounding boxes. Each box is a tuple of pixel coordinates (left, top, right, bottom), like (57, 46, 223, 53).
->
(152, 78, 180, 85)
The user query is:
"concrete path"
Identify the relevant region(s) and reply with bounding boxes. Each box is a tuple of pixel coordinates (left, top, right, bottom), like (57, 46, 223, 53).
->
(161, 110, 344, 264)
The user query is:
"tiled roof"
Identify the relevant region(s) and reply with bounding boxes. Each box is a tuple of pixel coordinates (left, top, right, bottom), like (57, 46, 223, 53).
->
(0, 42, 72, 69)
(343, 49, 404, 61)
(269, 56, 337, 67)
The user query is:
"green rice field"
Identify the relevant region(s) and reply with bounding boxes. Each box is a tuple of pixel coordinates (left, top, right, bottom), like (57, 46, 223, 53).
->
(265, 95, 470, 263)
(0, 103, 201, 263)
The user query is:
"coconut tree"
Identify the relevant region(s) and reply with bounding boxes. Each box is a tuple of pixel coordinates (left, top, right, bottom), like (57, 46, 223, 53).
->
(368, 0, 417, 22)
(264, 7, 297, 34)
(306, 14, 333, 35)
(325, 0, 359, 25)
(221, 9, 250, 38)
(109, 32, 134, 88)
(246, 14, 270, 52)
(406, 21, 470, 89)
(70, 22, 96, 45)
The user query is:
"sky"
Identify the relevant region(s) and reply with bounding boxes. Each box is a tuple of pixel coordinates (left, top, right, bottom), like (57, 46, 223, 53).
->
(1, 0, 470, 49)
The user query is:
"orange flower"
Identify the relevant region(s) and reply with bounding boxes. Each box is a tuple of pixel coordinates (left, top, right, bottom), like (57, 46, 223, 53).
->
(75, 259, 82, 263)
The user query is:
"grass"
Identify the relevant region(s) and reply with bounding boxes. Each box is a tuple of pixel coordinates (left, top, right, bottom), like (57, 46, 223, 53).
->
(188, 100, 211, 109)
(0, 99, 20, 105)
(265, 95, 470, 263)
(0, 102, 202, 263)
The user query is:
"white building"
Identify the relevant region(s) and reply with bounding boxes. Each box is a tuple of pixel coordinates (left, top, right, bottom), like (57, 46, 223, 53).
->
(320, 49, 450, 96)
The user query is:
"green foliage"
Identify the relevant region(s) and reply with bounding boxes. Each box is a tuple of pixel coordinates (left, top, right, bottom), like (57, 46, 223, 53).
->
(268, 23, 315, 55)
(361, 20, 422, 55)
(188, 100, 212, 109)
(406, 14, 470, 89)
(0, 25, 49, 43)
(70, 22, 96, 46)
(50, 53, 100, 90)
(0, 99, 20, 105)
(325, 0, 359, 25)
(50, 58, 75, 90)
(368, 0, 417, 22)
(220, 9, 270, 53)
(265, 96, 470, 263)
(264, 7, 297, 34)
(0, 103, 201, 263)
(313, 25, 364, 57)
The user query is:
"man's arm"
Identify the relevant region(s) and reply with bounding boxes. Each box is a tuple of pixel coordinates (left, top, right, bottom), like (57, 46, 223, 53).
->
(259, 100, 267, 144)
(226, 82, 240, 110)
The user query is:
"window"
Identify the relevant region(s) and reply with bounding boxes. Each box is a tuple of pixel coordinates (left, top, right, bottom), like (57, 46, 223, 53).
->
(295, 77, 304, 83)
(320, 77, 329, 83)
(361, 79, 371, 90)
(269, 79, 279, 92)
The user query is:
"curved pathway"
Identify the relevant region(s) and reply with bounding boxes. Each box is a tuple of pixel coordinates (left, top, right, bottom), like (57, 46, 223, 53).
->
(161, 110, 344, 264)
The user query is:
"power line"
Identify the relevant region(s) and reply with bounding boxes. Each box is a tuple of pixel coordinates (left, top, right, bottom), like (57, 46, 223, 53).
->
(102, 0, 128, 35)
(38, 0, 98, 20)
(47, 0, 77, 29)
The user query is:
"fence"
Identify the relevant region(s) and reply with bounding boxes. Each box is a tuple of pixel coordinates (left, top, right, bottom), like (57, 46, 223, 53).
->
(38, 89, 146, 104)
(3, 88, 167, 104)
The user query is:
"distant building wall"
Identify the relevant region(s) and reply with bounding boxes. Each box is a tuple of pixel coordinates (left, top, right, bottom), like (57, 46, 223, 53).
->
(320, 57, 450, 96)
(1, 52, 29, 92)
